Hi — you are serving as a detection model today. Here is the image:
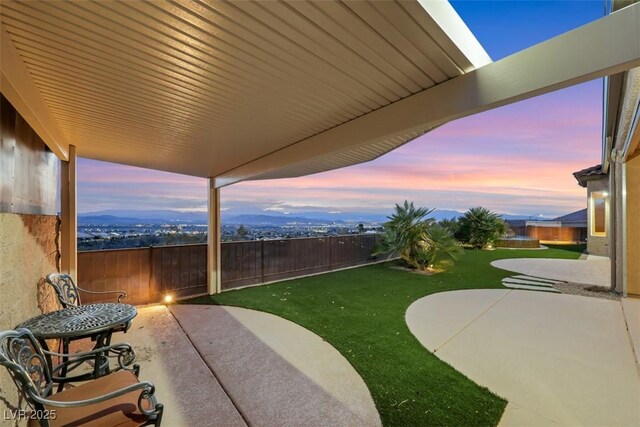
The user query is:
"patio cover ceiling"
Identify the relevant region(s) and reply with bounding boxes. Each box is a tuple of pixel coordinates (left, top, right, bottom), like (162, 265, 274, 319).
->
(0, 0, 488, 179)
(1, 1, 639, 187)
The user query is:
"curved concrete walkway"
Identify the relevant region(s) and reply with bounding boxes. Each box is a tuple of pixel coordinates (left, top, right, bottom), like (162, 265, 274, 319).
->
(491, 255, 610, 287)
(406, 289, 640, 426)
(171, 305, 381, 427)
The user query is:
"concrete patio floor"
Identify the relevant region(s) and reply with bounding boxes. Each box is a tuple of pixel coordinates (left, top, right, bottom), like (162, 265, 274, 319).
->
(406, 289, 640, 426)
(124, 304, 380, 427)
(491, 255, 610, 287)
(171, 304, 381, 427)
(120, 305, 246, 426)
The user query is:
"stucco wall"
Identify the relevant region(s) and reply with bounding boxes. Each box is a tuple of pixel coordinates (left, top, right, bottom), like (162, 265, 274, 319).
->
(1, 94, 61, 422)
(0, 214, 61, 420)
(586, 178, 609, 256)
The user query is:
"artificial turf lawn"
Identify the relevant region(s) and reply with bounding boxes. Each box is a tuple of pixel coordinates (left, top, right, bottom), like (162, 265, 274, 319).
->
(185, 244, 585, 426)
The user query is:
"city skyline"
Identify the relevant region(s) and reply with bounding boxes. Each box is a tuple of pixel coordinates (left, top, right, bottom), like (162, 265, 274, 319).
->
(77, 1, 604, 218)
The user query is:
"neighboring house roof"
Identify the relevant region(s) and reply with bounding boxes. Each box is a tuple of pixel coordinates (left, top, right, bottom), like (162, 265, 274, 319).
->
(506, 209, 588, 229)
(553, 208, 588, 227)
(573, 164, 606, 187)
(553, 208, 587, 223)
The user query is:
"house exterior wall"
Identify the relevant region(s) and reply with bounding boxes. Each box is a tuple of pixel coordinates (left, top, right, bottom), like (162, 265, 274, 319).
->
(526, 226, 586, 242)
(586, 178, 610, 256)
(0, 94, 61, 418)
(509, 224, 586, 242)
(625, 154, 640, 296)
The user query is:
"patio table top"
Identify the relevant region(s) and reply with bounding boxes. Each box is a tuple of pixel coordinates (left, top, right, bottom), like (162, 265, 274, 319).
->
(16, 303, 137, 339)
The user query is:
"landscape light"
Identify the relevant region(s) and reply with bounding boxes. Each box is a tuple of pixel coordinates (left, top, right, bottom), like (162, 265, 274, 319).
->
(164, 294, 173, 304)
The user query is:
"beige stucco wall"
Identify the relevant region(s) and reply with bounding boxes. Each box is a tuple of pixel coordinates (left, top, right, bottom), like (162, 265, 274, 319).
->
(586, 178, 610, 256)
(0, 214, 61, 418)
(1, 94, 62, 421)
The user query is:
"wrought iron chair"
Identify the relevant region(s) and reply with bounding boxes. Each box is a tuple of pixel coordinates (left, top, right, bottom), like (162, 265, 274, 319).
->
(46, 272, 127, 308)
(0, 329, 163, 427)
(45, 273, 133, 391)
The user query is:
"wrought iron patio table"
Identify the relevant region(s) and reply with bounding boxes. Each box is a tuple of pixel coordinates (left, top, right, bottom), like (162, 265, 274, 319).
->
(16, 303, 137, 390)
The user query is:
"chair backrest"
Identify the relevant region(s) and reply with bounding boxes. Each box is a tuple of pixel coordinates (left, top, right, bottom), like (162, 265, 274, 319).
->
(0, 329, 53, 408)
(46, 273, 80, 308)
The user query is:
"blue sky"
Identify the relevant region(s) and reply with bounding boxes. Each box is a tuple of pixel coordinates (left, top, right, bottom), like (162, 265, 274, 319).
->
(451, 0, 605, 59)
(78, 1, 605, 218)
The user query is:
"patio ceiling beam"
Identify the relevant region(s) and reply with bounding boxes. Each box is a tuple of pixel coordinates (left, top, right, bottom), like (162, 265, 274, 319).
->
(214, 3, 640, 187)
(0, 25, 69, 160)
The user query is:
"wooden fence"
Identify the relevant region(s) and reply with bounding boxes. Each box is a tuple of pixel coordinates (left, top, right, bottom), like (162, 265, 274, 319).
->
(77, 234, 381, 305)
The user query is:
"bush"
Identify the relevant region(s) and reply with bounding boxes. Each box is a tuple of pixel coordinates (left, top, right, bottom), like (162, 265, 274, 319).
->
(439, 218, 461, 239)
(374, 201, 462, 272)
(458, 207, 508, 249)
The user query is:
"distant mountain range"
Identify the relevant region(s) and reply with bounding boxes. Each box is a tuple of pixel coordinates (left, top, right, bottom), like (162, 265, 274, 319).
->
(78, 209, 548, 226)
(79, 209, 207, 223)
(224, 214, 343, 226)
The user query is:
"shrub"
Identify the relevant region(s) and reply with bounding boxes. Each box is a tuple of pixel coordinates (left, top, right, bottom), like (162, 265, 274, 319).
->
(439, 218, 461, 239)
(458, 207, 508, 249)
(418, 224, 463, 271)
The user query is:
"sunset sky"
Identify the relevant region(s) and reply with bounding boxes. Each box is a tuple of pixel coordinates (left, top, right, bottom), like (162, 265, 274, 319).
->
(78, 1, 605, 219)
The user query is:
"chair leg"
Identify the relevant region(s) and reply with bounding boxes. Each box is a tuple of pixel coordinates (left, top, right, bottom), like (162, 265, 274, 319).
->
(56, 339, 70, 393)
(92, 331, 109, 378)
(154, 403, 164, 426)
(102, 331, 114, 375)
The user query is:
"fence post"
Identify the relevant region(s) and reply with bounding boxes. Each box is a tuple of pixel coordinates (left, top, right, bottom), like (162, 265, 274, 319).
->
(148, 245, 153, 303)
(329, 236, 333, 269)
(261, 239, 265, 284)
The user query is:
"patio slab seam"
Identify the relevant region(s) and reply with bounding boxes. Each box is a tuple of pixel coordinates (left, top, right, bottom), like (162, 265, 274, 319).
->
(167, 305, 251, 427)
(501, 401, 562, 425)
(170, 304, 382, 427)
(620, 299, 640, 375)
(434, 289, 512, 353)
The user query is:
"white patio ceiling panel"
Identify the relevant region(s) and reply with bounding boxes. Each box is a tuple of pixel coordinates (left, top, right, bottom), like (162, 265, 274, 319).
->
(0, 0, 489, 180)
(252, 129, 429, 180)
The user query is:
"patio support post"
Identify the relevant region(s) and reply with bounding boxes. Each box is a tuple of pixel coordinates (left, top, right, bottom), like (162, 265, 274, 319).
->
(207, 179, 221, 295)
(61, 144, 77, 279)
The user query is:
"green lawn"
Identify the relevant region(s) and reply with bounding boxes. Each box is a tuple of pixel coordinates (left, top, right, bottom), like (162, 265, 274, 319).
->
(185, 244, 584, 426)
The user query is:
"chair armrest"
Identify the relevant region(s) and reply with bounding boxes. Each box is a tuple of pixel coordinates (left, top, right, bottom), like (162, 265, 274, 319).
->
(31, 380, 162, 418)
(77, 286, 127, 303)
(43, 343, 137, 377)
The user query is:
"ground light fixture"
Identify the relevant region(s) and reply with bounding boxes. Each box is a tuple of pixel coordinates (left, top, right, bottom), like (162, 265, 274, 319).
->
(164, 294, 173, 304)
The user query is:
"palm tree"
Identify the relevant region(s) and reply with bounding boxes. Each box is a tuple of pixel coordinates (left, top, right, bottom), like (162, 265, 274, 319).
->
(458, 207, 507, 249)
(375, 201, 433, 268)
(420, 224, 463, 270)
(375, 201, 461, 272)
(439, 218, 461, 239)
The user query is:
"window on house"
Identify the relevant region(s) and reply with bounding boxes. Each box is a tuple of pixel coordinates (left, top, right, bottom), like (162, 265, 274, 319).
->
(591, 192, 606, 236)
